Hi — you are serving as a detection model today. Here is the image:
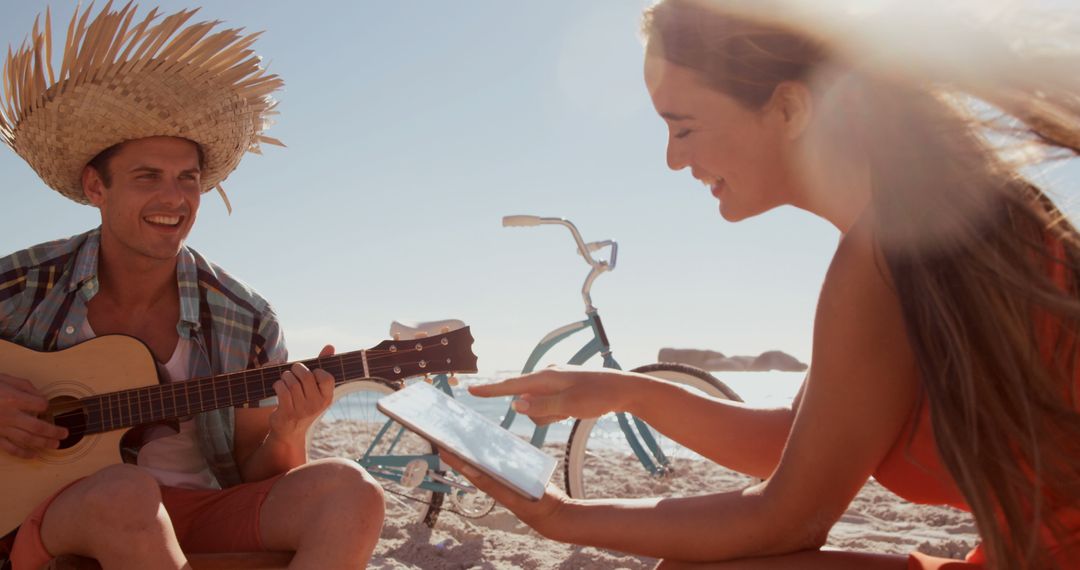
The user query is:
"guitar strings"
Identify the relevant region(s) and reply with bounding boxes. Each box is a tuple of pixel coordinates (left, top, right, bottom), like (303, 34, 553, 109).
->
(60, 357, 448, 438)
(69, 352, 459, 434)
(75, 336, 469, 409)
(57, 341, 475, 438)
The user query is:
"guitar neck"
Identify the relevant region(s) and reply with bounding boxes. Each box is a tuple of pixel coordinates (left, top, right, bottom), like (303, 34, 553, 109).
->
(69, 326, 476, 435)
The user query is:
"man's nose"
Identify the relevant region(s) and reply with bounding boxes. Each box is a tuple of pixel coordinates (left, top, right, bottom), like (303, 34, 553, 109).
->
(159, 179, 187, 204)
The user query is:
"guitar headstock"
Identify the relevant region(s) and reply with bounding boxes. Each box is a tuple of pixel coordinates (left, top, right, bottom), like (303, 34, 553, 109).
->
(365, 326, 478, 381)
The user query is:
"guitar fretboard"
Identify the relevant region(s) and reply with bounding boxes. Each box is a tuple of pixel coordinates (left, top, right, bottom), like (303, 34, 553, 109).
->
(74, 332, 467, 434)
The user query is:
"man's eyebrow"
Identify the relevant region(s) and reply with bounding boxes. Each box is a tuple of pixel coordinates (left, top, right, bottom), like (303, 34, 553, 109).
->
(127, 165, 201, 175)
(660, 112, 694, 121)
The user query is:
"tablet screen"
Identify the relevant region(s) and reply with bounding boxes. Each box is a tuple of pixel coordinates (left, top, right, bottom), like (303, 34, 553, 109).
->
(376, 382, 557, 501)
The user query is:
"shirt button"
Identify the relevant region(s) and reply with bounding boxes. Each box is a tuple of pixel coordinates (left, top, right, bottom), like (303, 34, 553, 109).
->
(65, 326, 75, 335)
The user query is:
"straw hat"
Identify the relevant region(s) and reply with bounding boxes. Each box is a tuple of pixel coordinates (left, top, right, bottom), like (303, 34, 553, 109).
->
(0, 3, 284, 210)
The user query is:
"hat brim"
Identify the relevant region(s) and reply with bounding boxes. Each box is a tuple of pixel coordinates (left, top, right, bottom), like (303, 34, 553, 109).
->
(12, 63, 255, 203)
(1, 5, 283, 205)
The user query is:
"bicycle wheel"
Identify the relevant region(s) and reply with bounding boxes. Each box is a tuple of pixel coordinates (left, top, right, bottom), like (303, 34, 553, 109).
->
(564, 363, 756, 500)
(306, 378, 443, 527)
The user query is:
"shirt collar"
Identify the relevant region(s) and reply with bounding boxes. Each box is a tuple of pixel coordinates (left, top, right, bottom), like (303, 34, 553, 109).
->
(70, 226, 202, 330)
(176, 247, 201, 329)
(67, 227, 101, 294)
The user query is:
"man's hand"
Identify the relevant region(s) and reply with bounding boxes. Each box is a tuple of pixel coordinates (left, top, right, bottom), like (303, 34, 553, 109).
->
(468, 366, 635, 426)
(0, 373, 68, 459)
(267, 345, 336, 444)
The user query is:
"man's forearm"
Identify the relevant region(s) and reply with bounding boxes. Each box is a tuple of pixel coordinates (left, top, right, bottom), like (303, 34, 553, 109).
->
(239, 431, 306, 482)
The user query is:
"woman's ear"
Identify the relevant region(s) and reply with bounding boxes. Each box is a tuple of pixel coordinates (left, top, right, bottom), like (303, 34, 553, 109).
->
(770, 81, 814, 140)
(81, 165, 107, 207)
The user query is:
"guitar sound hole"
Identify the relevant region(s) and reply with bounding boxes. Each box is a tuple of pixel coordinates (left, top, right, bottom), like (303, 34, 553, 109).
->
(49, 397, 88, 450)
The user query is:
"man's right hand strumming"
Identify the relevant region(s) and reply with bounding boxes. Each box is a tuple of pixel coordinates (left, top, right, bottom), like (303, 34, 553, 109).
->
(0, 374, 68, 459)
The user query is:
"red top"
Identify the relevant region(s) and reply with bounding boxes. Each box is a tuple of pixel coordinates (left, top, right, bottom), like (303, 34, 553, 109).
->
(872, 237, 1080, 565)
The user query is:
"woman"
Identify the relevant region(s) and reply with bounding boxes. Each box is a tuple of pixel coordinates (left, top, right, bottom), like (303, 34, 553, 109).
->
(443, 0, 1080, 567)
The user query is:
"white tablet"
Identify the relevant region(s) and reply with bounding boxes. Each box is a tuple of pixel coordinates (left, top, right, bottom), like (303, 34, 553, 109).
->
(376, 382, 557, 501)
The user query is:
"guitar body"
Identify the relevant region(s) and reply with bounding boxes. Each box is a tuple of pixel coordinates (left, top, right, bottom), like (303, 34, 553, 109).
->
(0, 325, 479, 539)
(0, 335, 158, 537)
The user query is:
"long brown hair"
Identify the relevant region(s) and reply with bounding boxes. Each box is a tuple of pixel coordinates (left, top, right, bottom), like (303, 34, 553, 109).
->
(642, 1, 1080, 567)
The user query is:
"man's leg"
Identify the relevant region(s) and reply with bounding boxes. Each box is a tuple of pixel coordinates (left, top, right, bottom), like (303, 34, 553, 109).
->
(257, 458, 385, 569)
(33, 464, 186, 570)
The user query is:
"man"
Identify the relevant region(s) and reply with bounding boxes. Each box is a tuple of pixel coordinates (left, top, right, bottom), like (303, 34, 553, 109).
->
(0, 5, 383, 569)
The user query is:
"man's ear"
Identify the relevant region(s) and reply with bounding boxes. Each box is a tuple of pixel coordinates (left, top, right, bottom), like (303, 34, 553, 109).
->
(81, 166, 106, 207)
(769, 81, 813, 140)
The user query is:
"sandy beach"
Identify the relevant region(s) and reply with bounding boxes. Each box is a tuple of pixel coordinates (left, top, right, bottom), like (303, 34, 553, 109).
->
(313, 425, 979, 568)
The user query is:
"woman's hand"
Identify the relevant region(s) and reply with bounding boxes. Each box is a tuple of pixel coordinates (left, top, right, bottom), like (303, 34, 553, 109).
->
(439, 449, 573, 540)
(468, 366, 639, 425)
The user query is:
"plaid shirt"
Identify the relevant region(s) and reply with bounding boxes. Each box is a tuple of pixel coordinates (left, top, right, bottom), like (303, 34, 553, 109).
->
(0, 227, 288, 487)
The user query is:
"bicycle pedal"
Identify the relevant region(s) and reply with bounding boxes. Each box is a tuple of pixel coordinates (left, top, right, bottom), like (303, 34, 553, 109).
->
(400, 459, 429, 489)
(449, 488, 496, 518)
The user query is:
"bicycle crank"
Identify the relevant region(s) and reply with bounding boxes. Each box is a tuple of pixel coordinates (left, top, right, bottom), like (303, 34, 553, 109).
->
(384, 487, 494, 519)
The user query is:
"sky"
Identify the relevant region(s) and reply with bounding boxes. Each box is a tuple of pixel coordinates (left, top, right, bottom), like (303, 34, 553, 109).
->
(2, 1, 1078, 375)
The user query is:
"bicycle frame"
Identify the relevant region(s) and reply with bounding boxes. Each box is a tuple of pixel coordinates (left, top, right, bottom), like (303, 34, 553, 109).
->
(496, 309, 673, 476)
(346, 215, 676, 501)
(351, 374, 460, 495)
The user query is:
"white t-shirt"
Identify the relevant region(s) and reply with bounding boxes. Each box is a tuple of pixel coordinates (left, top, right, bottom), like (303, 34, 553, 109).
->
(84, 321, 219, 489)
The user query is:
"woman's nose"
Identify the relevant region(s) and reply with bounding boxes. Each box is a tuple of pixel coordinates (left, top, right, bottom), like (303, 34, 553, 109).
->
(666, 139, 688, 171)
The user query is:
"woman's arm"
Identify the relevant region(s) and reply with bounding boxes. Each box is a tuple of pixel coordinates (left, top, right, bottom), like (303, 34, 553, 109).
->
(472, 367, 797, 478)
(623, 376, 797, 478)
(455, 222, 920, 561)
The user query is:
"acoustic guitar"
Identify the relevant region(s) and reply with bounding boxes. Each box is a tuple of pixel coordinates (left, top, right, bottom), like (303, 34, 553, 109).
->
(0, 327, 477, 536)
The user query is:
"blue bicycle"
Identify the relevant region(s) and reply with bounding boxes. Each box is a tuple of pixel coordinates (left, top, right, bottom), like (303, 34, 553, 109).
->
(306, 215, 744, 527)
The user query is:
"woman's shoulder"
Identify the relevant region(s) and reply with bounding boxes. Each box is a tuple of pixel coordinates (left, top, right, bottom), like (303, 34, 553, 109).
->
(820, 214, 894, 312)
(809, 210, 916, 392)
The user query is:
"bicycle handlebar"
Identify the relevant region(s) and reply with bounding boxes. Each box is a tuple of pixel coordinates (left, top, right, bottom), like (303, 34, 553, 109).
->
(501, 215, 618, 271)
(501, 215, 543, 227)
(502, 214, 618, 311)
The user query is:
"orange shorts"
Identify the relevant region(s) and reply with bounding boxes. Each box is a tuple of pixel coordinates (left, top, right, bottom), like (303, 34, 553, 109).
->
(909, 545, 984, 569)
(10, 474, 283, 570)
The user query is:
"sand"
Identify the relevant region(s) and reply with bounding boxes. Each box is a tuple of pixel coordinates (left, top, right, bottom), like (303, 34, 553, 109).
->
(312, 424, 979, 569)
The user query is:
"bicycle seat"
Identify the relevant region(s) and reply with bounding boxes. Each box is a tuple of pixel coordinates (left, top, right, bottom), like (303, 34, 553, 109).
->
(389, 319, 467, 339)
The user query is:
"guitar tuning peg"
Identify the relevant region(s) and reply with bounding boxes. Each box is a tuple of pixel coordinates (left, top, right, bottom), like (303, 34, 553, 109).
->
(393, 332, 401, 341)
(440, 326, 450, 334)
(414, 332, 429, 339)
(424, 374, 433, 384)
(448, 373, 459, 387)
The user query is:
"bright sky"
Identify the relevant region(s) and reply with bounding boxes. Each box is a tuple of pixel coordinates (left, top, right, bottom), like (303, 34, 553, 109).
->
(2, 1, 1078, 374)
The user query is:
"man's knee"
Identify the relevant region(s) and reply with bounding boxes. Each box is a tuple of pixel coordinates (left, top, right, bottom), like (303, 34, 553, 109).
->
(289, 458, 385, 532)
(261, 459, 384, 551)
(78, 464, 164, 525)
(41, 464, 168, 558)
(304, 458, 385, 510)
